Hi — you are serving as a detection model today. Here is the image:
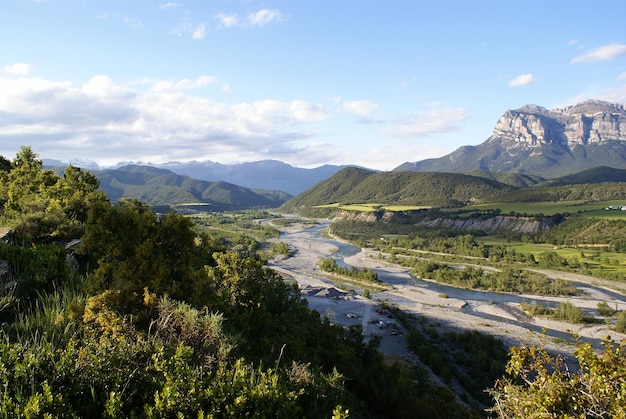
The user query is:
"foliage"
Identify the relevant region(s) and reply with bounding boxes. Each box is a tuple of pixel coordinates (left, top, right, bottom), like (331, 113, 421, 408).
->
(489, 339, 626, 418)
(597, 301, 616, 317)
(319, 258, 379, 283)
(0, 242, 70, 302)
(95, 165, 289, 209)
(79, 199, 203, 310)
(280, 167, 512, 214)
(411, 259, 578, 296)
(493, 181, 626, 204)
(520, 302, 589, 324)
(405, 324, 508, 407)
(0, 146, 107, 244)
(0, 147, 485, 417)
(537, 217, 626, 251)
(615, 312, 626, 333)
(0, 293, 341, 418)
(270, 241, 290, 256)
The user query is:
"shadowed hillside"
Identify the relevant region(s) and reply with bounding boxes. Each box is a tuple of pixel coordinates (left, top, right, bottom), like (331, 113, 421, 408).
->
(95, 165, 291, 210)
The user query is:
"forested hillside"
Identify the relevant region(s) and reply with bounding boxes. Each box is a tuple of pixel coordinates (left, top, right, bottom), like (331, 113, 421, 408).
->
(93, 164, 292, 209)
(281, 168, 512, 213)
(0, 147, 480, 417)
(282, 165, 626, 216)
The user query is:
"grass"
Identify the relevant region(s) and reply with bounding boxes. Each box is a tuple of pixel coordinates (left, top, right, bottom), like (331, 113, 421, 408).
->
(477, 236, 626, 278)
(314, 203, 431, 212)
(464, 200, 626, 217)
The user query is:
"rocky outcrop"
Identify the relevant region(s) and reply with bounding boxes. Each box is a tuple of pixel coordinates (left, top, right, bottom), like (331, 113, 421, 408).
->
(332, 211, 558, 234)
(417, 216, 559, 234)
(491, 100, 626, 147)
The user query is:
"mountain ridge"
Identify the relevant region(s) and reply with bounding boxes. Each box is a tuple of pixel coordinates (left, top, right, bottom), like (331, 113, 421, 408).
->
(395, 99, 626, 177)
(93, 164, 291, 210)
(43, 158, 354, 196)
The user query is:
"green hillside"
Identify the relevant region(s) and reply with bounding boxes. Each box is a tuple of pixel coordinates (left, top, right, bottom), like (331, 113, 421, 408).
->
(465, 170, 544, 187)
(282, 166, 626, 215)
(95, 165, 291, 210)
(475, 166, 626, 205)
(536, 166, 626, 187)
(281, 168, 513, 213)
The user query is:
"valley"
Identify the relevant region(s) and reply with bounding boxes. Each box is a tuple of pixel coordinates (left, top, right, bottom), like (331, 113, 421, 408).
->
(267, 219, 626, 360)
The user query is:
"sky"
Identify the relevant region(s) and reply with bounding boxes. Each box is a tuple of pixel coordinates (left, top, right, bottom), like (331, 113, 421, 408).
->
(1, 0, 625, 171)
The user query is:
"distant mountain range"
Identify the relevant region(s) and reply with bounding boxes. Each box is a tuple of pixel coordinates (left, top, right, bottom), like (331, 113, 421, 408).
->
(42, 99, 626, 206)
(44, 158, 353, 197)
(153, 160, 352, 196)
(395, 100, 626, 177)
(92, 165, 291, 211)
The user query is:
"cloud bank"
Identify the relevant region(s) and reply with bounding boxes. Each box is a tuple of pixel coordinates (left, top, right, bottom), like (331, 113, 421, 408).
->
(0, 73, 331, 166)
(0, 68, 469, 169)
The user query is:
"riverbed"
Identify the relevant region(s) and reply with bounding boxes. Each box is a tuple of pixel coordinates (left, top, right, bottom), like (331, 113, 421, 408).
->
(267, 219, 626, 356)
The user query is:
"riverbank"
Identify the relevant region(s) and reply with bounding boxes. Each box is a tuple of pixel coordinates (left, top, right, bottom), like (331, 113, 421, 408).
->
(268, 219, 626, 358)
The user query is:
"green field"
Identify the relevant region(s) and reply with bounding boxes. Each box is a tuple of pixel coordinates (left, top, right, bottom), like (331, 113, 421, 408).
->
(465, 200, 626, 218)
(478, 236, 626, 278)
(314, 203, 431, 212)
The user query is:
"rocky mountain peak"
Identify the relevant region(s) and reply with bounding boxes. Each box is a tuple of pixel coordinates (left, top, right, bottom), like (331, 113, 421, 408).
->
(561, 99, 625, 115)
(492, 99, 626, 146)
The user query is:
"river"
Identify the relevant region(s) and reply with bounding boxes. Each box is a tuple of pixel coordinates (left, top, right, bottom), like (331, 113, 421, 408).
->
(278, 221, 626, 350)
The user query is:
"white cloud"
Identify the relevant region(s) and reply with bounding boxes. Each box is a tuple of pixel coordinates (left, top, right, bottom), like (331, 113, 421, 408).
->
(508, 73, 537, 87)
(343, 142, 451, 171)
(598, 82, 626, 104)
(342, 100, 378, 117)
(0, 74, 331, 165)
(571, 42, 626, 63)
(215, 13, 239, 28)
(137, 75, 217, 92)
(214, 9, 286, 29)
(97, 13, 143, 29)
(158, 2, 179, 10)
(192, 23, 207, 39)
(3, 63, 33, 75)
(618, 72, 626, 81)
(379, 105, 469, 139)
(123, 17, 144, 29)
(245, 9, 285, 27)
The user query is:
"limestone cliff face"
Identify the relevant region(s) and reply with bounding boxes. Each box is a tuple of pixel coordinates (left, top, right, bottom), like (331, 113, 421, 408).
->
(491, 100, 626, 147)
(332, 211, 558, 234)
(416, 216, 558, 234)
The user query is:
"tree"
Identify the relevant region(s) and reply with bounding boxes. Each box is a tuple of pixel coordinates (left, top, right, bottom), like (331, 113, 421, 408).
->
(489, 339, 626, 418)
(81, 199, 199, 309)
(0, 148, 107, 243)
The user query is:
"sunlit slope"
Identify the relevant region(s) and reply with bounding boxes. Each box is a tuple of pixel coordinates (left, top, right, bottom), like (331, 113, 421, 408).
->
(281, 167, 512, 211)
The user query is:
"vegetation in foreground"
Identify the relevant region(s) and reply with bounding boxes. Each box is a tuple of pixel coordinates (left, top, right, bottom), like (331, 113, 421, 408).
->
(2, 146, 626, 417)
(0, 147, 481, 417)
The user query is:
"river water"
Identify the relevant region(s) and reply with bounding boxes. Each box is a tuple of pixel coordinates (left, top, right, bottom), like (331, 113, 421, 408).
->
(289, 222, 626, 348)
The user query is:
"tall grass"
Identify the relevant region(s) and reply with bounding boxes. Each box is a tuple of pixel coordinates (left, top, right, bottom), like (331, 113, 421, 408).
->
(6, 275, 87, 348)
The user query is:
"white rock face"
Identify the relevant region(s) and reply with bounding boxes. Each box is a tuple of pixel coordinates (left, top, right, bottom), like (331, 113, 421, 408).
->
(492, 100, 626, 147)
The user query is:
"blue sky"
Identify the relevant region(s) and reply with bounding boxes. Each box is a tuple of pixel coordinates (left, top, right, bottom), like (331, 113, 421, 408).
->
(1, 0, 625, 170)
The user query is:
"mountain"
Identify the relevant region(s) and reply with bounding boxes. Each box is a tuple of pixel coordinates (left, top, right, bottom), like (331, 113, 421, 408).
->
(280, 167, 512, 213)
(153, 160, 352, 196)
(281, 165, 626, 214)
(94, 165, 291, 210)
(395, 100, 626, 177)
